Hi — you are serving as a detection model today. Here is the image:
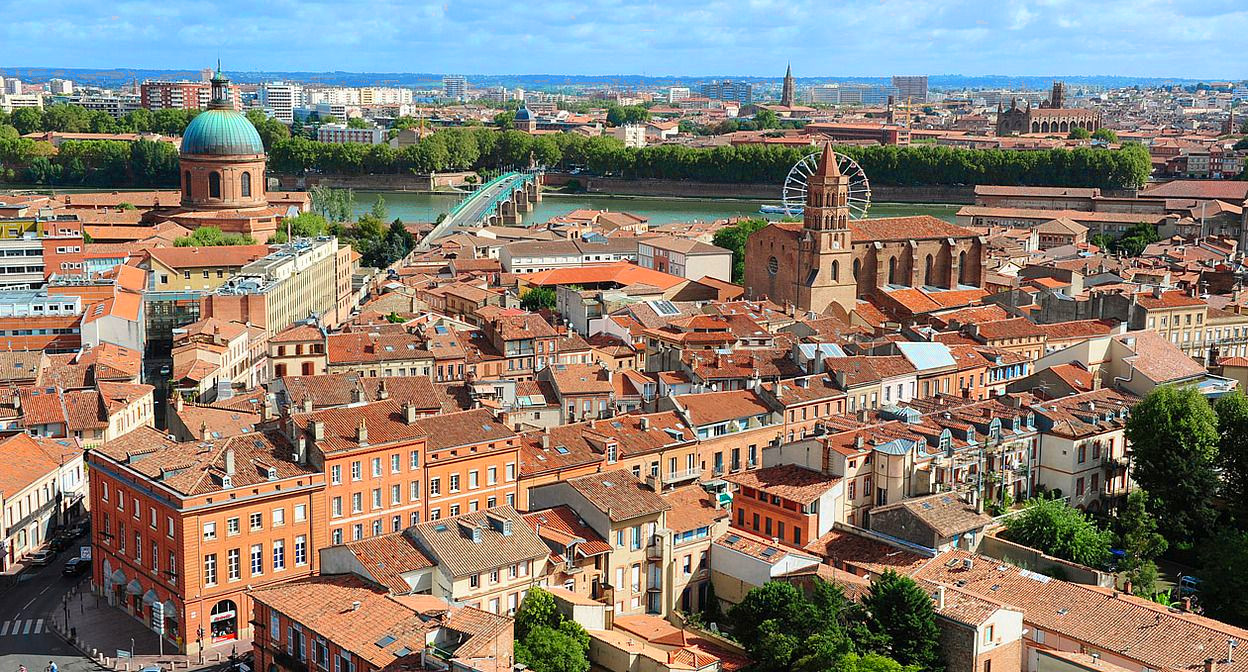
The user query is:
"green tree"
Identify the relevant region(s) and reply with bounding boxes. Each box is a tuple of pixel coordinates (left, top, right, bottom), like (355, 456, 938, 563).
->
(713, 217, 770, 283)
(1092, 128, 1119, 143)
(1125, 385, 1220, 544)
(863, 571, 944, 672)
(514, 586, 560, 639)
(755, 108, 780, 130)
(308, 185, 357, 222)
(280, 212, 330, 238)
(173, 226, 257, 247)
(1115, 490, 1167, 596)
(369, 194, 389, 221)
(513, 588, 590, 672)
(346, 117, 369, 129)
(1216, 391, 1248, 526)
(493, 111, 515, 130)
(1068, 127, 1092, 140)
(1088, 232, 1114, 250)
(516, 626, 590, 672)
(606, 104, 650, 127)
(10, 107, 44, 135)
(1005, 496, 1112, 567)
(520, 287, 557, 311)
(1199, 529, 1248, 626)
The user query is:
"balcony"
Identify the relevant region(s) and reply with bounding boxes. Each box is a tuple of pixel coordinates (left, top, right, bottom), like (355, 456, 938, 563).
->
(646, 540, 665, 561)
(663, 468, 700, 485)
(1100, 454, 1129, 472)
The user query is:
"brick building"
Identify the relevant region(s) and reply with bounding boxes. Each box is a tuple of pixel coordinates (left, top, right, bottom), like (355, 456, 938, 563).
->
(745, 145, 986, 315)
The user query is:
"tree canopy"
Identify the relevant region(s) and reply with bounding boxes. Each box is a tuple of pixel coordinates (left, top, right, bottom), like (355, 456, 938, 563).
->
(713, 217, 771, 283)
(513, 588, 590, 672)
(1216, 391, 1248, 527)
(1125, 385, 1220, 544)
(1005, 496, 1112, 567)
(863, 571, 944, 672)
(173, 226, 257, 247)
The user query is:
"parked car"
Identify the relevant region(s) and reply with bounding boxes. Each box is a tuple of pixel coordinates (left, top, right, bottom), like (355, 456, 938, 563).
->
(1178, 575, 1202, 596)
(62, 557, 90, 577)
(48, 534, 74, 552)
(28, 550, 56, 567)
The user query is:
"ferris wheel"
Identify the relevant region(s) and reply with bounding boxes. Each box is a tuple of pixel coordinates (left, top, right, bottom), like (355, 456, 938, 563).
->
(780, 150, 872, 219)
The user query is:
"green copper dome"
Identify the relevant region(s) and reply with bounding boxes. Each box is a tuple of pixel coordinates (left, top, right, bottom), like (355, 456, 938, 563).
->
(181, 109, 265, 156)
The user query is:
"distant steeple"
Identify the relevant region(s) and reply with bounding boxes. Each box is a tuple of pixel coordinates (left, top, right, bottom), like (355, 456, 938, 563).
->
(780, 63, 796, 108)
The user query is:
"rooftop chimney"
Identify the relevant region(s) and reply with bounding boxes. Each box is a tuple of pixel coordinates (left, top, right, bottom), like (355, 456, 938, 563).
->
(639, 417, 650, 430)
(378, 379, 390, 400)
(1205, 659, 1217, 672)
(224, 448, 236, 475)
(311, 420, 325, 442)
(356, 418, 369, 445)
(301, 398, 313, 414)
(351, 601, 362, 612)
(935, 585, 946, 611)
(541, 433, 551, 449)
(404, 403, 419, 424)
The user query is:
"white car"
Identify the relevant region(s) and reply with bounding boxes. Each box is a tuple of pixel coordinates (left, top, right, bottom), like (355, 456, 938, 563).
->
(28, 550, 56, 567)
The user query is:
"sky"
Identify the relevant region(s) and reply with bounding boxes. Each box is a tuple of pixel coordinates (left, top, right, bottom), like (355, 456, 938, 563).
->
(3, 0, 1246, 79)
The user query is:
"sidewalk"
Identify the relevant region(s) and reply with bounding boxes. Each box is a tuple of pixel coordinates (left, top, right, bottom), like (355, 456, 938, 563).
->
(47, 583, 251, 672)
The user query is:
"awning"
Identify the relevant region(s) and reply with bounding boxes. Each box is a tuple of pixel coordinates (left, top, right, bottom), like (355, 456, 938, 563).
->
(142, 589, 159, 605)
(126, 579, 143, 595)
(111, 569, 126, 584)
(163, 600, 178, 619)
(102, 559, 113, 582)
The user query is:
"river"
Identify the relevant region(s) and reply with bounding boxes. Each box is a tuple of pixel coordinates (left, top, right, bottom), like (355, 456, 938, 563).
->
(350, 191, 962, 225)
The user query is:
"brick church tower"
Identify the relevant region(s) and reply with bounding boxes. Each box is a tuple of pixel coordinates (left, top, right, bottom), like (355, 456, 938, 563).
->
(794, 143, 856, 315)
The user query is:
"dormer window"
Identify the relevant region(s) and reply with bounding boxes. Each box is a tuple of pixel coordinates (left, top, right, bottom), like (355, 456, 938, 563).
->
(607, 445, 617, 463)
(938, 430, 951, 452)
(988, 419, 1001, 442)
(471, 527, 482, 544)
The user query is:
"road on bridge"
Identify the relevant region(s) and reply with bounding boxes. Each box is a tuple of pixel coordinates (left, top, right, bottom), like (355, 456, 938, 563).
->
(417, 173, 533, 250)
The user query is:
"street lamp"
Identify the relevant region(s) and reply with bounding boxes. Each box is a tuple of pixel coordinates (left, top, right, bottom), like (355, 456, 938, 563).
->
(197, 627, 204, 664)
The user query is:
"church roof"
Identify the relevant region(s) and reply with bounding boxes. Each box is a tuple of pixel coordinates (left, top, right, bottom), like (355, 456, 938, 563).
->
(771, 216, 979, 243)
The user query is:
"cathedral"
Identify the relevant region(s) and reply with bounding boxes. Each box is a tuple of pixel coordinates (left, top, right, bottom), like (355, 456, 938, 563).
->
(743, 144, 986, 316)
(995, 81, 1103, 136)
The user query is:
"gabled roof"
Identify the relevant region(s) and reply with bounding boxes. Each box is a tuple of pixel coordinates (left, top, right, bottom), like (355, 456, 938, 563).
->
(871, 492, 991, 539)
(724, 464, 842, 505)
(564, 469, 670, 522)
(410, 506, 549, 578)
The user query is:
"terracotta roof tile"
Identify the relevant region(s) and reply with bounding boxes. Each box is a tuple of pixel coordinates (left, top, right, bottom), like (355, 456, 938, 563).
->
(564, 469, 671, 522)
(724, 464, 842, 505)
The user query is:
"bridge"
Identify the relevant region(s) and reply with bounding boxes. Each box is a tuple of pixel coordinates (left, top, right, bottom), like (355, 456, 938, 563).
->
(416, 171, 542, 250)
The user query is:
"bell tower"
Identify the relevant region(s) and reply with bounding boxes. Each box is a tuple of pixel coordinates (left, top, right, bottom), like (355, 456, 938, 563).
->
(795, 143, 857, 315)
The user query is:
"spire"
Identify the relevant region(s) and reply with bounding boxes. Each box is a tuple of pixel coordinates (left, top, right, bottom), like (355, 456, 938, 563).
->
(814, 142, 839, 177)
(785, 63, 792, 78)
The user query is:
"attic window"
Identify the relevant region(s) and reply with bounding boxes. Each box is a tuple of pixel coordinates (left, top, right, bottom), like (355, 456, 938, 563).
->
(434, 524, 448, 533)
(761, 547, 777, 558)
(602, 480, 615, 488)
(375, 635, 396, 648)
(555, 446, 570, 455)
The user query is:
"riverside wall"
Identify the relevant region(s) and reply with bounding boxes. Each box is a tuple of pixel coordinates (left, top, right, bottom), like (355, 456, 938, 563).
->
(272, 171, 977, 204)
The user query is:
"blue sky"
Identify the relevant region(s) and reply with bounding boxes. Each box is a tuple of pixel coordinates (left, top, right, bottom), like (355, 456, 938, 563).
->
(3, 0, 1245, 78)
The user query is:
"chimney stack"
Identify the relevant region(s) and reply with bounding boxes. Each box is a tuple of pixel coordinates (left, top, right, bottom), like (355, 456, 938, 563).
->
(1205, 659, 1217, 672)
(224, 448, 236, 475)
(404, 403, 419, 424)
(639, 417, 650, 430)
(541, 433, 551, 449)
(311, 420, 325, 441)
(301, 398, 313, 414)
(936, 585, 946, 611)
(356, 418, 369, 445)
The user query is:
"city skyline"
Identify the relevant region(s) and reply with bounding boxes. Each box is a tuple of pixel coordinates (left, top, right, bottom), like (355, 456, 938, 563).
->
(4, 0, 1246, 79)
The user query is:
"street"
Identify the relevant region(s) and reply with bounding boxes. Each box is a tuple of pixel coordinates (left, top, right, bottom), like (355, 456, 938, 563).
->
(0, 545, 96, 672)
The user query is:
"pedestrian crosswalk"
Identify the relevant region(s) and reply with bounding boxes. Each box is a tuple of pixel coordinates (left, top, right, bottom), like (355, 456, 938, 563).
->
(0, 619, 45, 636)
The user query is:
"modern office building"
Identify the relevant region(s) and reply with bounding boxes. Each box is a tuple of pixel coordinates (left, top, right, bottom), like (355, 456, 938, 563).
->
(891, 75, 929, 103)
(443, 75, 468, 100)
(700, 80, 753, 105)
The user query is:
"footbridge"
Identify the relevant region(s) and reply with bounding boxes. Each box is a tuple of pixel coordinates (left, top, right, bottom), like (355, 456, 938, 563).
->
(416, 171, 542, 250)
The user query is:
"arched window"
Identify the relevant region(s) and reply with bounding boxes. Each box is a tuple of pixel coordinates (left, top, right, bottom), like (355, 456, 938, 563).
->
(240, 171, 251, 197)
(210, 599, 238, 642)
(924, 254, 934, 286)
(852, 258, 860, 281)
(183, 171, 192, 199)
(208, 172, 221, 199)
(887, 256, 897, 285)
(831, 260, 839, 282)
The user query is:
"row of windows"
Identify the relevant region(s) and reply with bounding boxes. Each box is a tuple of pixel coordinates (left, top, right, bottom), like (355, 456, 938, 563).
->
(203, 536, 307, 586)
(185, 171, 253, 200)
(328, 493, 518, 545)
(202, 505, 307, 539)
